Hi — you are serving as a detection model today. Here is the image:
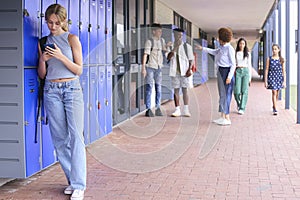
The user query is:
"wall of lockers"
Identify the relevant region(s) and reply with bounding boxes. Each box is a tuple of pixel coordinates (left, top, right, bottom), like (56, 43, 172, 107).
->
(0, 0, 113, 178)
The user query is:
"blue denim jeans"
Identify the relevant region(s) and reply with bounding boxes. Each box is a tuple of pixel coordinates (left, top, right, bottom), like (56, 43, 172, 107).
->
(217, 67, 235, 115)
(145, 67, 162, 109)
(44, 78, 86, 190)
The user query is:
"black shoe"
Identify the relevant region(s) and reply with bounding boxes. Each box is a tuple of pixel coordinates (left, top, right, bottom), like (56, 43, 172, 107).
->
(273, 108, 278, 115)
(145, 109, 154, 117)
(155, 108, 163, 116)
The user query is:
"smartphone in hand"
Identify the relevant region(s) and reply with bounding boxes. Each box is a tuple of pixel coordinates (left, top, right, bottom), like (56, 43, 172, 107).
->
(42, 43, 55, 52)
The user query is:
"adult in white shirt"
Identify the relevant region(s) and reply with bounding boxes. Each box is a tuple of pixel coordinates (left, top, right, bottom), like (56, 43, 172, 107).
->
(234, 38, 252, 115)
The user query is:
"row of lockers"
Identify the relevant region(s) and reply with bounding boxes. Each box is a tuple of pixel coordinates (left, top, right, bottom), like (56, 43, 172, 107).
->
(24, 0, 112, 67)
(0, 0, 113, 178)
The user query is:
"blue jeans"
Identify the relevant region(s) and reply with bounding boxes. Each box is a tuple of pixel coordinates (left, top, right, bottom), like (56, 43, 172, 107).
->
(217, 67, 235, 115)
(145, 67, 162, 109)
(44, 78, 86, 190)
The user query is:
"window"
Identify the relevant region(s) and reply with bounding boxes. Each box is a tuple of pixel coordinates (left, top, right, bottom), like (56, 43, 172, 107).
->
(173, 12, 192, 44)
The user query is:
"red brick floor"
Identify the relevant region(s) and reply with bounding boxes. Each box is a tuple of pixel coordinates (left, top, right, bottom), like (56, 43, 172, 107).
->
(2, 74, 300, 200)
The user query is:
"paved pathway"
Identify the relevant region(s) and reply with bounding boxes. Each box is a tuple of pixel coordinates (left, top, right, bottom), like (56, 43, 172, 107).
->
(1, 73, 300, 200)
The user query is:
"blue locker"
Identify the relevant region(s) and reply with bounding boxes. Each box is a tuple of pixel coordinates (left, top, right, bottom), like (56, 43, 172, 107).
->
(89, 66, 100, 143)
(41, 0, 57, 37)
(80, 0, 89, 65)
(79, 67, 90, 144)
(98, 0, 106, 64)
(68, 0, 80, 36)
(41, 106, 57, 168)
(89, 0, 98, 64)
(105, 0, 112, 64)
(24, 69, 40, 177)
(105, 65, 112, 134)
(23, 0, 40, 67)
(56, 0, 68, 11)
(98, 66, 106, 136)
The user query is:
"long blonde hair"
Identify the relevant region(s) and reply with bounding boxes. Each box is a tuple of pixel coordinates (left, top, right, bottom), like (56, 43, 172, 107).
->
(45, 4, 68, 32)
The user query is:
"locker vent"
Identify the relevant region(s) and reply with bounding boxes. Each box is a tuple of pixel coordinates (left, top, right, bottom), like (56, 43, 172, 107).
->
(0, 9, 17, 12)
(0, 65, 17, 69)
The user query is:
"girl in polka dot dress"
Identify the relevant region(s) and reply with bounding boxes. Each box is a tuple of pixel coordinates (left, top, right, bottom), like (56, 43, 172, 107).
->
(264, 44, 286, 115)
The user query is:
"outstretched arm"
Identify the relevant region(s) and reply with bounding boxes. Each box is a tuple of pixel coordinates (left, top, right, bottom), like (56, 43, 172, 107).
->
(195, 44, 218, 55)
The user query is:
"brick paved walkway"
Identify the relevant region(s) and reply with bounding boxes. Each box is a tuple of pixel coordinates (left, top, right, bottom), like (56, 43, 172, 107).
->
(1, 73, 300, 200)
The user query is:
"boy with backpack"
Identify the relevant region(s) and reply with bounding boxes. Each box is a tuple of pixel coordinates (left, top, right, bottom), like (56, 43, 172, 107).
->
(167, 28, 194, 117)
(142, 23, 171, 117)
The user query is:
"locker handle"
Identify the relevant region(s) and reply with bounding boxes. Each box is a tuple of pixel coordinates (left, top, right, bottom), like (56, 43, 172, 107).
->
(105, 99, 108, 106)
(98, 102, 101, 110)
(88, 24, 92, 32)
(68, 19, 72, 25)
(79, 22, 83, 30)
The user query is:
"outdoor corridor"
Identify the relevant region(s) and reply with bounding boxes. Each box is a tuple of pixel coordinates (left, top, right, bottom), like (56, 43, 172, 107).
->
(1, 71, 300, 200)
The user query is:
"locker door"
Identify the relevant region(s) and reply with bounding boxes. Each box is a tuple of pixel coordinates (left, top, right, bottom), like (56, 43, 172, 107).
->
(56, 0, 68, 10)
(105, 65, 112, 134)
(23, 0, 40, 67)
(89, 67, 100, 143)
(0, 0, 24, 178)
(80, 0, 89, 65)
(105, 0, 112, 64)
(98, 66, 106, 136)
(41, 0, 56, 37)
(89, 0, 98, 64)
(24, 69, 40, 177)
(68, 0, 80, 36)
(98, 0, 105, 64)
(79, 67, 90, 144)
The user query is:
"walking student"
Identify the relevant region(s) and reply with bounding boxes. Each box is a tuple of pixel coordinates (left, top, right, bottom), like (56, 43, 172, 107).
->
(142, 23, 171, 117)
(167, 28, 194, 117)
(264, 44, 286, 115)
(195, 27, 236, 125)
(38, 4, 86, 200)
(234, 38, 252, 115)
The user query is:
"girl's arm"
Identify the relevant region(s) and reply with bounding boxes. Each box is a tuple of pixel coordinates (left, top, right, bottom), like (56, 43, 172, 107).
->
(226, 46, 236, 84)
(264, 57, 270, 88)
(37, 42, 47, 79)
(194, 44, 218, 56)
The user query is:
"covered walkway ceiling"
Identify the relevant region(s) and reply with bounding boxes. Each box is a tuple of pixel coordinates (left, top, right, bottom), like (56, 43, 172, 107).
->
(161, 0, 276, 43)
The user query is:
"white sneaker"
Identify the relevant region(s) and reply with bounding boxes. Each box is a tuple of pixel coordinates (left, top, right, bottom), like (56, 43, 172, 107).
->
(71, 189, 84, 200)
(238, 110, 244, 115)
(183, 109, 191, 117)
(64, 185, 73, 195)
(217, 118, 231, 126)
(171, 109, 181, 117)
(213, 117, 224, 124)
